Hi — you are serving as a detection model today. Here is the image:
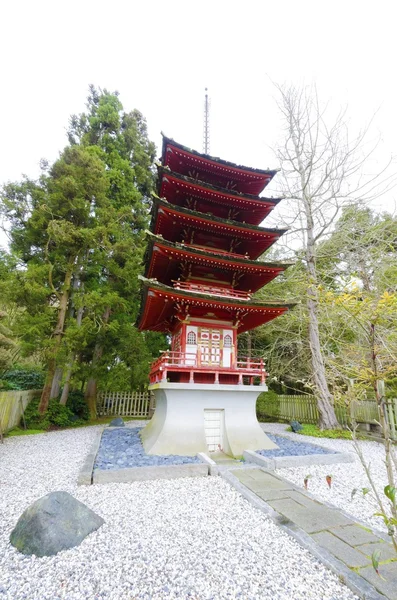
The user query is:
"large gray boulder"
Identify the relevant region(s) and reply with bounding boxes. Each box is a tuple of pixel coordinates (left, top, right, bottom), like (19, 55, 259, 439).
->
(10, 491, 104, 556)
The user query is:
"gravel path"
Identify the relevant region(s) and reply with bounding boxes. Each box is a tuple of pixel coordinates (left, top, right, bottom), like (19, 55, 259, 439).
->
(262, 423, 396, 533)
(0, 425, 358, 600)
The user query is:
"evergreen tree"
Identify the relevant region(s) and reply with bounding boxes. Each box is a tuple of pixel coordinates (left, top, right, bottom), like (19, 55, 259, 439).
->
(0, 87, 163, 415)
(67, 87, 159, 415)
(0, 310, 15, 373)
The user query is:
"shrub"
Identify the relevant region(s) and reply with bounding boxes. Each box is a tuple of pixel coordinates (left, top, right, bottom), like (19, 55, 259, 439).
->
(23, 398, 83, 430)
(2, 369, 44, 391)
(66, 391, 90, 421)
(256, 390, 280, 421)
(0, 379, 15, 391)
(47, 401, 75, 427)
(288, 423, 365, 440)
(23, 399, 50, 430)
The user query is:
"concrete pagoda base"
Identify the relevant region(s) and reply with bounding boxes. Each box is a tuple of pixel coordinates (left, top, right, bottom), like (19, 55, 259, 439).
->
(141, 383, 278, 458)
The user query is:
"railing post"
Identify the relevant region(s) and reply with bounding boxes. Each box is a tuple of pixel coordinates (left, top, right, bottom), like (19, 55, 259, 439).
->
(260, 358, 265, 385)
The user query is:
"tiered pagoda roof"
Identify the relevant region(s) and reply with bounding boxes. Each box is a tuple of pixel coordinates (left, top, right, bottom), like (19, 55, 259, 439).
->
(150, 198, 287, 260)
(161, 135, 277, 194)
(139, 276, 294, 334)
(157, 167, 282, 225)
(138, 135, 293, 335)
(144, 233, 292, 293)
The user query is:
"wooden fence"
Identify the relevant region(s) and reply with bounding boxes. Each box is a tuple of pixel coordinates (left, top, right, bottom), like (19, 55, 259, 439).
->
(97, 391, 153, 418)
(0, 389, 41, 436)
(258, 394, 397, 437)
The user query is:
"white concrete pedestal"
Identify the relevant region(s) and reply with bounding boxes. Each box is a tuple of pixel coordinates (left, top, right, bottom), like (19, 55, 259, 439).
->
(141, 383, 278, 458)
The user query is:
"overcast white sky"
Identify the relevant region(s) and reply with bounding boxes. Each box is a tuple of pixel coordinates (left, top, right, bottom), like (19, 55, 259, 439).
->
(1, 0, 396, 250)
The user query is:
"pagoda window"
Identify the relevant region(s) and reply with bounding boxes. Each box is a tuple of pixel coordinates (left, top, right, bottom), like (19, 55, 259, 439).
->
(224, 334, 232, 348)
(187, 331, 197, 345)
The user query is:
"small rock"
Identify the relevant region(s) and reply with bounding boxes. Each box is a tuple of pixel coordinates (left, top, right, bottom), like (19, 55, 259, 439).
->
(109, 417, 125, 427)
(290, 420, 303, 433)
(10, 491, 104, 557)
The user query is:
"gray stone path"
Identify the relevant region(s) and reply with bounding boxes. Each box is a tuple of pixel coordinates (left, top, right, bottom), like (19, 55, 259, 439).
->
(231, 467, 397, 600)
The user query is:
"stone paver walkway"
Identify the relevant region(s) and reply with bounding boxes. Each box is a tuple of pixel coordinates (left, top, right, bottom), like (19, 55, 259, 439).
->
(231, 467, 397, 600)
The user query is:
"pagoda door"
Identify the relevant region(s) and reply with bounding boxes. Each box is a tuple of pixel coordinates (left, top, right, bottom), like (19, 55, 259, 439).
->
(198, 328, 221, 366)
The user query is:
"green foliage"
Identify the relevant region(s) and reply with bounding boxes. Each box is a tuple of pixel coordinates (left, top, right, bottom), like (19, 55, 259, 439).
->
(256, 390, 280, 420)
(6, 428, 45, 437)
(0, 87, 160, 404)
(289, 423, 362, 439)
(47, 401, 76, 427)
(0, 379, 15, 390)
(2, 368, 44, 390)
(0, 309, 16, 372)
(66, 390, 89, 421)
(23, 398, 83, 430)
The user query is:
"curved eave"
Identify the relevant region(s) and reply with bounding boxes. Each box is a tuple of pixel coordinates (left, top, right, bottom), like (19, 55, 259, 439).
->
(161, 134, 278, 195)
(157, 167, 282, 206)
(137, 277, 296, 335)
(151, 198, 287, 238)
(144, 234, 293, 292)
(157, 168, 281, 226)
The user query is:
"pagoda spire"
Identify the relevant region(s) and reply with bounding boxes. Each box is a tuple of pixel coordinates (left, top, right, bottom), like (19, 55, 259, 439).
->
(203, 88, 210, 154)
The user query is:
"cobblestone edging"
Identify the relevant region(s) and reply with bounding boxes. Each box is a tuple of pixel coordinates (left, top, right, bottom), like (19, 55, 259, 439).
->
(223, 467, 397, 600)
(93, 462, 209, 483)
(78, 426, 212, 484)
(243, 448, 355, 470)
(77, 427, 104, 485)
(197, 452, 219, 476)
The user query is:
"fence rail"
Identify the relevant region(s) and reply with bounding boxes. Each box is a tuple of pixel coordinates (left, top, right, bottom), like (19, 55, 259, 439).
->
(97, 391, 153, 418)
(0, 389, 41, 436)
(259, 393, 397, 438)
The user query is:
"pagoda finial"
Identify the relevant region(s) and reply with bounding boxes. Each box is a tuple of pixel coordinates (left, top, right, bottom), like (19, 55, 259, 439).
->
(203, 88, 210, 155)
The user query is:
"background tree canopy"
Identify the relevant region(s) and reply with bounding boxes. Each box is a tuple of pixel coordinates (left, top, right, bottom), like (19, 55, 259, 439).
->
(0, 87, 166, 414)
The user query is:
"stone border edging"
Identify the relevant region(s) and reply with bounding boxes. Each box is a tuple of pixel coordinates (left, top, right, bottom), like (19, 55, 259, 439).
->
(221, 469, 386, 600)
(243, 449, 355, 470)
(77, 427, 104, 486)
(93, 463, 209, 484)
(197, 452, 219, 476)
(83, 426, 211, 485)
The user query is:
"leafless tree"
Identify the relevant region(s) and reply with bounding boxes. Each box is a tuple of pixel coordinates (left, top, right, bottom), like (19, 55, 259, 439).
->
(273, 83, 396, 429)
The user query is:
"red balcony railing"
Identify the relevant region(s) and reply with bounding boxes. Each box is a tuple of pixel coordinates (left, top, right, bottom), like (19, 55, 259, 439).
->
(149, 350, 267, 386)
(185, 244, 249, 261)
(172, 281, 251, 300)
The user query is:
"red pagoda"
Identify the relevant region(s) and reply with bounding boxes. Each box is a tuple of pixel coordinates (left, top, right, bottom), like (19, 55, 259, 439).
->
(138, 136, 293, 457)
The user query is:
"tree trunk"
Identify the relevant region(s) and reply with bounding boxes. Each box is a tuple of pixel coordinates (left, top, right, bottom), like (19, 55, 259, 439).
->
(39, 263, 74, 414)
(59, 304, 84, 405)
(50, 367, 63, 400)
(84, 306, 111, 419)
(306, 240, 340, 429)
(290, 123, 340, 430)
(307, 289, 340, 428)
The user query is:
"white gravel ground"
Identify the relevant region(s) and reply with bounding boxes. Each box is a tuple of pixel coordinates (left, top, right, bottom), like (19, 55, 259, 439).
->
(262, 423, 396, 533)
(0, 424, 359, 600)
